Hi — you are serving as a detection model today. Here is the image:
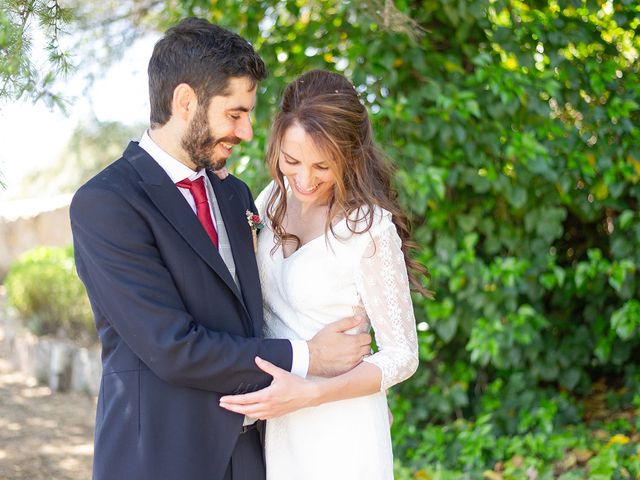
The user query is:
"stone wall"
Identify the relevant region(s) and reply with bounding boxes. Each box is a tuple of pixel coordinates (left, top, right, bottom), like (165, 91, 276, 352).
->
(0, 196, 100, 395)
(0, 194, 73, 277)
(1, 294, 101, 396)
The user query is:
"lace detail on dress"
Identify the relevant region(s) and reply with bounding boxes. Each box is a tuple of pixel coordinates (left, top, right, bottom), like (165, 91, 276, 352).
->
(356, 221, 419, 391)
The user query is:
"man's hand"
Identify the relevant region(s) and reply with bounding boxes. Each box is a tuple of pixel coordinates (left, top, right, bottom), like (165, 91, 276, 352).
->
(219, 357, 319, 419)
(307, 317, 371, 377)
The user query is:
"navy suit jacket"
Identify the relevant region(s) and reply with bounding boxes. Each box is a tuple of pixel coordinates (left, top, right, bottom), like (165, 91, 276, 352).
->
(70, 142, 292, 480)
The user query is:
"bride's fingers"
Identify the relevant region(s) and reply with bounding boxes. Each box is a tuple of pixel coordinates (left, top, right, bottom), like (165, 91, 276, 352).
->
(219, 401, 252, 414)
(219, 401, 238, 412)
(220, 389, 265, 405)
(219, 401, 273, 419)
(255, 356, 284, 377)
(219, 400, 256, 412)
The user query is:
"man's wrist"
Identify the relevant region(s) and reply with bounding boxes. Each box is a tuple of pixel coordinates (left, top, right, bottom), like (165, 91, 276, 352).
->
(289, 339, 309, 378)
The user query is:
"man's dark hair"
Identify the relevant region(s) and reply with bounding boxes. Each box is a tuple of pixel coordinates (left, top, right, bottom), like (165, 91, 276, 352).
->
(148, 17, 267, 127)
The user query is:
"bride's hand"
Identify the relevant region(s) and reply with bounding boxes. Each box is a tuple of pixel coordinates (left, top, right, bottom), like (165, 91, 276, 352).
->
(219, 357, 320, 420)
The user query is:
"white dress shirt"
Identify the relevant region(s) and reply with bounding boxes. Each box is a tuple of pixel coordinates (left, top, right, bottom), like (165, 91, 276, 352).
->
(138, 131, 309, 379)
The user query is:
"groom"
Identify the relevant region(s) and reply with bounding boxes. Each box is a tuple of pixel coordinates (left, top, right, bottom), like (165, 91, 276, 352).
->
(70, 18, 370, 480)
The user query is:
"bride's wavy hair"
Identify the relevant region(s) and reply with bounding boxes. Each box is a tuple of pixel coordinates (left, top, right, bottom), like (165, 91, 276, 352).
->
(265, 70, 432, 297)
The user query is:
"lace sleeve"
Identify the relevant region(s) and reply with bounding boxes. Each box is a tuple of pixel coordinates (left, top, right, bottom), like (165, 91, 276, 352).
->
(356, 220, 419, 391)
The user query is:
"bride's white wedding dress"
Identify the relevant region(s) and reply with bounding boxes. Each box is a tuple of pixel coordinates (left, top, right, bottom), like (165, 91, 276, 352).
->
(255, 184, 419, 480)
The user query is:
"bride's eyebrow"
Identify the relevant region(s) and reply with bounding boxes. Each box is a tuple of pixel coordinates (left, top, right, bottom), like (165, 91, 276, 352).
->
(281, 150, 328, 167)
(281, 150, 300, 162)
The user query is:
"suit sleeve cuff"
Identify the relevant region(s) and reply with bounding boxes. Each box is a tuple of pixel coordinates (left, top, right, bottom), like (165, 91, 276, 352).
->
(289, 340, 309, 378)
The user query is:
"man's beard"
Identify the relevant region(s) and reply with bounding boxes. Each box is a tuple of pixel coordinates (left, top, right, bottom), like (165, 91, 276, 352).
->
(181, 107, 239, 171)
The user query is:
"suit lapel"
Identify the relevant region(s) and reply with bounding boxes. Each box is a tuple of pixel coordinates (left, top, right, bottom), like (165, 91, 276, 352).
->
(124, 143, 245, 308)
(209, 171, 262, 337)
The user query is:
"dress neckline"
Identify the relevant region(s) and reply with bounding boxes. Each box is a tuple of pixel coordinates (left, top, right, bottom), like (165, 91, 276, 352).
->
(280, 231, 327, 260)
(277, 187, 346, 260)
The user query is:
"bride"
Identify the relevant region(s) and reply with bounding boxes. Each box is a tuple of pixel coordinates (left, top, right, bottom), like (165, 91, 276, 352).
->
(220, 69, 431, 479)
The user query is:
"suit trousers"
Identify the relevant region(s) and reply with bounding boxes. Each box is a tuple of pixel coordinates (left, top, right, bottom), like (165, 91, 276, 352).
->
(223, 427, 265, 480)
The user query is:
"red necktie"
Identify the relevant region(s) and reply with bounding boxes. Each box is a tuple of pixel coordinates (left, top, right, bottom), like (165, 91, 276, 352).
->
(176, 176, 219, 249)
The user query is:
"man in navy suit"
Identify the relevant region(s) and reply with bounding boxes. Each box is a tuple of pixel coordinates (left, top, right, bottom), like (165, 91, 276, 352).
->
(70, 18, 370, 480)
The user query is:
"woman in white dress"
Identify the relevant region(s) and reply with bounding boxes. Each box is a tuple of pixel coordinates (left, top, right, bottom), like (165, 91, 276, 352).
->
(219, 70, 431, 479)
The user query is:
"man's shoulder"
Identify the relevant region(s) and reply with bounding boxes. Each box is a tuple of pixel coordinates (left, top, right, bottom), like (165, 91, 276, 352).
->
(77, 142, 149, 194)
(71, 144, 143, 213)
(75, 157, 134, 198)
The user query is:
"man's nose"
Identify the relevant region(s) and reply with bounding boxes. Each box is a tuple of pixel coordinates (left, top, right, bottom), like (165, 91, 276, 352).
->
(235, 116, 253, 141)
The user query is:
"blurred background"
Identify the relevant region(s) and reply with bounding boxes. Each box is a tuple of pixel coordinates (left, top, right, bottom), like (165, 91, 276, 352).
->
(1, 1, 639, 478)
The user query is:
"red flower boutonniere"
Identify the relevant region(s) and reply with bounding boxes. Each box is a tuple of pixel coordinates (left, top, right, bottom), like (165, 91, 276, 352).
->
(246, 210, 264, 230)
(246, 210, 264, 252)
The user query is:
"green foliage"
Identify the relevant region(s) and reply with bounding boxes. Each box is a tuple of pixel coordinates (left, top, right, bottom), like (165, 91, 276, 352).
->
(5, 246, 96, 345)
(0, 0, 74, 108)
(391, 410, 640, 478)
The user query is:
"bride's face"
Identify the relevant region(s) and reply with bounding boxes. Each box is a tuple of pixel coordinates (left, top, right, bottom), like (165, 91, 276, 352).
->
(278, 123, 336, 206)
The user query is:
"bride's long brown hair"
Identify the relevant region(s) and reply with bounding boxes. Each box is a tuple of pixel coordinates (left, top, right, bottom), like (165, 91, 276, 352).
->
(265, 70, 432, 297)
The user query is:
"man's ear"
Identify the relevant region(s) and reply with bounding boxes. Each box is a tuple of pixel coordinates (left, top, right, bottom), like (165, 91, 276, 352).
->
(172, 83, 197, 121)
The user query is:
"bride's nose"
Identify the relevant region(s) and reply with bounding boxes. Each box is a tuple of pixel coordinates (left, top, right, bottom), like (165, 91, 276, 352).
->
(296, 172, 317, 189)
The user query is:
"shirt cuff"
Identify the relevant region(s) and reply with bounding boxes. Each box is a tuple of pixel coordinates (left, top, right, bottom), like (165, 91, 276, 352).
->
(289, 339, 309, 378)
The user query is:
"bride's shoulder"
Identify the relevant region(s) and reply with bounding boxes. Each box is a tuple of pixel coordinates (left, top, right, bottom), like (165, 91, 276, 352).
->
(331, 205, 396, 260)
(345, 204, 393, 234)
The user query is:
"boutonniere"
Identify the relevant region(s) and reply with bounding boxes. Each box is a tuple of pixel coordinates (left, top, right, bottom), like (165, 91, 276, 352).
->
(245, 210, 264, 252)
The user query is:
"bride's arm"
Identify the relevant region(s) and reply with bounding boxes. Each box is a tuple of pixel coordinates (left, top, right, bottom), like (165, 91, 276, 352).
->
(291, 219, 420, 405)
(354, 218, 420, 391)
(218, 355, 381, 419)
